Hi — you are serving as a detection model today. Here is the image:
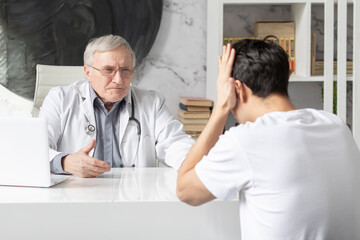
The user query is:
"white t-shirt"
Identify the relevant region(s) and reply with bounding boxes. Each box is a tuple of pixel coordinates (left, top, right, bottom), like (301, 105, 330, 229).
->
(195, 109, 360, 240)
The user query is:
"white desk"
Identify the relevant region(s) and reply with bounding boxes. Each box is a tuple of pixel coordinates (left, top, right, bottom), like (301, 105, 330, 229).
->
(0, 168, 240, 240)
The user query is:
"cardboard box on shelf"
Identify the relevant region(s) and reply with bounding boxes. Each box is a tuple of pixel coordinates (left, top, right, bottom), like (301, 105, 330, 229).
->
(254, 21, 295, 39)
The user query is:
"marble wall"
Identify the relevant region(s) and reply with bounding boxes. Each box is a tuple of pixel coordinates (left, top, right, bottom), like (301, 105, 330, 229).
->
(133, 0, 207, 116)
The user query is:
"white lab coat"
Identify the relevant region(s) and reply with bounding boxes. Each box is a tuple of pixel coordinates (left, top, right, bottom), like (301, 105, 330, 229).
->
(39, 80, 194, 170)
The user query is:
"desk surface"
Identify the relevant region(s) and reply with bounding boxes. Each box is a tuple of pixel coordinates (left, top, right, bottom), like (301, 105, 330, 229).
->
(0, 168, 185, 203)
(0, 168, 240, 240)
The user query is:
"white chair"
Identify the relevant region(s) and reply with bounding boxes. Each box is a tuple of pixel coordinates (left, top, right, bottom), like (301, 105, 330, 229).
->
(32, 64, 85, 117)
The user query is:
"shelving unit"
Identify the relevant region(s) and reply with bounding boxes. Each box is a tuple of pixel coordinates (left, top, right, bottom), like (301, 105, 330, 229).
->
(206, 0, 360, 147)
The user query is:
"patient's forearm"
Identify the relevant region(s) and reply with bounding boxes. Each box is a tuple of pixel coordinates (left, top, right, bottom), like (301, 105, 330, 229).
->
(178, 106, 228, 175)
(176, 106, 228, 205)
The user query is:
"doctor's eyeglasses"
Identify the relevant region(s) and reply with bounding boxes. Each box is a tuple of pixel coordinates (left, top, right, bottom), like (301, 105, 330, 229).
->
(88, 65, 134, 78)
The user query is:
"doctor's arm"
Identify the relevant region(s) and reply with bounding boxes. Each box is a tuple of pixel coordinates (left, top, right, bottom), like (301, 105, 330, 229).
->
(39, 88, 70, 173)
(39, 88, 110, 177)
(153, 95, 195, 170)
(177, 44, 236, 206)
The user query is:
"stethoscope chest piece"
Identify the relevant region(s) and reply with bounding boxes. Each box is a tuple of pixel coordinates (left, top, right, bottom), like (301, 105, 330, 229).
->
(85, 123, 96, 136)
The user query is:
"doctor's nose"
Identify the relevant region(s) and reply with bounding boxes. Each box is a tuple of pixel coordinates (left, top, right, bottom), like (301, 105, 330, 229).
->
(112, 70, 124, 84)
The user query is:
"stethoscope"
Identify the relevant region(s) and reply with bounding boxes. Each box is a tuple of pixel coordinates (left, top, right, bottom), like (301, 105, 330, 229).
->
(84, 94, 141, 167)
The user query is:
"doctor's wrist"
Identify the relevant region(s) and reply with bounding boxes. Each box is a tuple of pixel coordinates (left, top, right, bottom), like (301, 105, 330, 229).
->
(50, 152, 69, 174)
(61, 154, 70, 173)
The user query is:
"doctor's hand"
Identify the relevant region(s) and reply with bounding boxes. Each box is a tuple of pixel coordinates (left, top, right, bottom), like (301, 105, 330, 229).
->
(62, 140, 110, 178)
(215, 43, 237, 113)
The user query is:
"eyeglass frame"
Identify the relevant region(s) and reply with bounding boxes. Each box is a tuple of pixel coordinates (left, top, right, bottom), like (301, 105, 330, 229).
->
(87, 65, 135, 77)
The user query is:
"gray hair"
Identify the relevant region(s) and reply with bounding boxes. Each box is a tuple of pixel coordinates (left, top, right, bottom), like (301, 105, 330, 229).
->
(83, 34, 136, 67)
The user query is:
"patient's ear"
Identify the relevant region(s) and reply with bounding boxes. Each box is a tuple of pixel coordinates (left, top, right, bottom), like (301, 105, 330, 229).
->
(236, 80, 247, 103)
(234, 80, 241, 94)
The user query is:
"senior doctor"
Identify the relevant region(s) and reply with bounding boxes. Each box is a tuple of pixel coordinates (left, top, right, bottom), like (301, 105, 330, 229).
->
(39, 34, 194, 178)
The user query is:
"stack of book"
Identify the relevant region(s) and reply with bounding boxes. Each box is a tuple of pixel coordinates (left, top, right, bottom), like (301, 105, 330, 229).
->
(178, 96, 213, 139)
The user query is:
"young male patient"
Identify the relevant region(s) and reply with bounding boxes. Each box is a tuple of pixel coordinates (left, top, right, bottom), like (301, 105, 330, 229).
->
(177, 39, 360, 240)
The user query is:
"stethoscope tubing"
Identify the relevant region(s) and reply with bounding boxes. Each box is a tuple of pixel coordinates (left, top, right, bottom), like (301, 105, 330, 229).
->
(84, 92, 141, 167)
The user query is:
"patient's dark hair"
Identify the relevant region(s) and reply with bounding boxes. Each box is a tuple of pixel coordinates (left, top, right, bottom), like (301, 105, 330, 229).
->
(231, 39, 290, 98)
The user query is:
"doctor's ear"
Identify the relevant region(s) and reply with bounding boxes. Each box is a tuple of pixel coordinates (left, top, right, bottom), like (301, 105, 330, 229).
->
(84, 65, 92, 79)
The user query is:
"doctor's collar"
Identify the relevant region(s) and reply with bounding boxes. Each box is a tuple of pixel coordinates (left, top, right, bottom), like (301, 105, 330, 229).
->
(89, 84, 98, 105)
(124, 85, 133, 106)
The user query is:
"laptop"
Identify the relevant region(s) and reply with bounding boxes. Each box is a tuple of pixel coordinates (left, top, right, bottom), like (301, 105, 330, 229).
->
(0, 117, 69, 187)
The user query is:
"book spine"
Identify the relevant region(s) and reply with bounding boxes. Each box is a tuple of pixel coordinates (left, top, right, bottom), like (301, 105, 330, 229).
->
(179, 103, 188, 111)
(285, 38, 290, 56)
(279, 38, 285, 51)
(311, 33, 317, 75)
(183, 124, 206, 132)
(290, 37, 295, 74)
